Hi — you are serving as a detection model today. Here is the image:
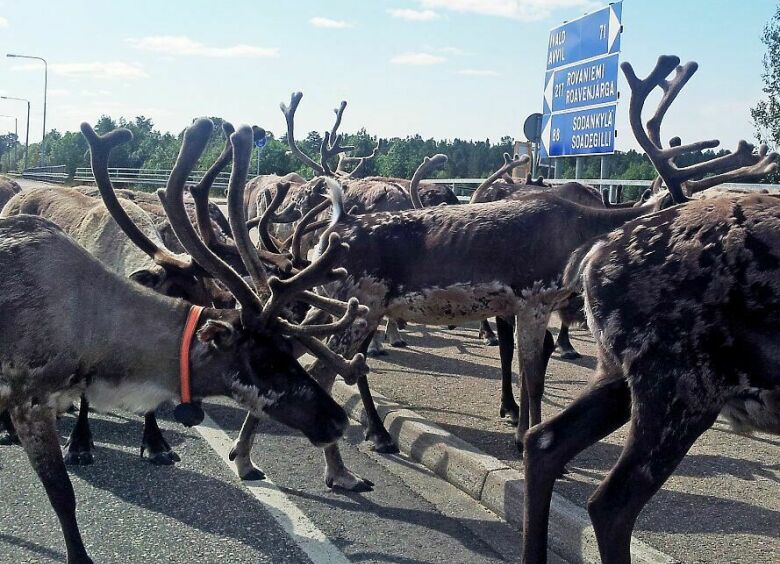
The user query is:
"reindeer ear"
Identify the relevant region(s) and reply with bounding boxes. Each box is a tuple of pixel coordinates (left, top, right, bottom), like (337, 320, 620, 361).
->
(197, 319, 238, 351)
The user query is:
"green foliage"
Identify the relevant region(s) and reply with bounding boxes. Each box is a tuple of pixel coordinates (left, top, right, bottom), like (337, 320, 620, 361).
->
(19, 112, 756, 187)
(753, 4, 780, 147)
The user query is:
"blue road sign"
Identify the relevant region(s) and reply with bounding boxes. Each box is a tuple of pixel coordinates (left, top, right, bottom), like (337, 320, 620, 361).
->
(546, 2, 622, 71)
(543, 53, 619, 114)
(540, 105, 616, 158)
(541, 2, 622, 158)
(255, 136, 267, 149)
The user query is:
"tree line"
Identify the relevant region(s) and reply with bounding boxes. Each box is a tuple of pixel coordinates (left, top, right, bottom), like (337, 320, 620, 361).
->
(0, 114, 755, 186)
(0, 114, 684, 183)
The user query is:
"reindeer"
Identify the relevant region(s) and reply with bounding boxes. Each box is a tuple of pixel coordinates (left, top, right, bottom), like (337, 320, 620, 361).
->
(0, 126, 250, 464)
(0, 174, 21, 210)
(0, 119, 373, 563)
(521, 54, 780, 564)
(75, 184, 234, 255)
(267, 93, 460, 355)
(228, 145, 700, 492)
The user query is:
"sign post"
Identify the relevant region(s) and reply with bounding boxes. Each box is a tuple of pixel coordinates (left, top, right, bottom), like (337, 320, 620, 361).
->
(540, 2, 622, 161)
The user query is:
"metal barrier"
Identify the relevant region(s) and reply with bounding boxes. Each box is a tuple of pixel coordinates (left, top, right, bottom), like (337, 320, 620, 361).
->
(27, 165, 780, 199)
(427, 177, 780, 202)
(73, 167, 231, 189)
(22, 165, 68, 183)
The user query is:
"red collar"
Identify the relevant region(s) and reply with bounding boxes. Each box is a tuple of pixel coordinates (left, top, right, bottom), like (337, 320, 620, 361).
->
(179, 305, 205, 404)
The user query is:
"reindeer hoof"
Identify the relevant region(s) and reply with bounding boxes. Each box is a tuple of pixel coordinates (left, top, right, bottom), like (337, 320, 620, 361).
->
(559, 350, 581, 360)
(239, 468, 266, 481)
(63, 449, 94, 466)
(482, 335, 499, 346)
(325, 470, 375, 492)
(389, 339, 407, 348)
(365, 430, 399, 454)
(0, 432, 20, 446)
(500, 405, 520, 425)
(141, 435, 180, 465)
(366, 348, 388, 357)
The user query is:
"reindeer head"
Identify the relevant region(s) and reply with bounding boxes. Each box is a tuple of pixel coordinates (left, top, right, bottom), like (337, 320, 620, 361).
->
(84, 120, 369, 445)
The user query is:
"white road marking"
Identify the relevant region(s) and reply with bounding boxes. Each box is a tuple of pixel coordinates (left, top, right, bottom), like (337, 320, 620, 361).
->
(195, 412, 350, 564)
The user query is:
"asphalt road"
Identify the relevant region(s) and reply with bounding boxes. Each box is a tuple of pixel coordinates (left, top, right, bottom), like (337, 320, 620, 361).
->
(0, 398, 540, 563)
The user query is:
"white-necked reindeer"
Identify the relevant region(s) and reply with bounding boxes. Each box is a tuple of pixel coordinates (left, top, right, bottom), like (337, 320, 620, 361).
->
(0, 119, 369, 563)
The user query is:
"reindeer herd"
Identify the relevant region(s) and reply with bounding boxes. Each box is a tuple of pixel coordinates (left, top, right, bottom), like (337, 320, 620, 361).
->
(0, 54, 778, 564)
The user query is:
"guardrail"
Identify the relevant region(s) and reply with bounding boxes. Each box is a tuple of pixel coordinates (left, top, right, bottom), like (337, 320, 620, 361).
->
(22, 165, 68, 183)
(24, 165, 780, 199)
(73, 167, 231, 189)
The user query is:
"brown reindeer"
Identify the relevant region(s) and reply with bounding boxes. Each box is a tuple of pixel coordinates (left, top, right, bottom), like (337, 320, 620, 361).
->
(228, 151, 690, 492)
(0, 125, 247, 463)
(522, 55, 780, 564)
(0, 174, 21, 210)
(0, 119, 373, 563)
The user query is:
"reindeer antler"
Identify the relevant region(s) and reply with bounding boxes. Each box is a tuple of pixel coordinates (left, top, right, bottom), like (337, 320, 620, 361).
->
(337, 139, 382, 178)
(157, 120, 266, 319)
(469, 153, 530, 204)
(409, 154, 448, 209)
(281, 92, 327, 176)
(81, 123, 196, 272)
(622, 55, 779, 203)
(320, 131, 355, 176)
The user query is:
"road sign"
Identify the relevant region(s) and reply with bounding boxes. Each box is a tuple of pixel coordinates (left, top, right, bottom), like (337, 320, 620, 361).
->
(523, 113, 543, 143)
(541, 105, 616, 157)
(541, 1, 622, 159)
(546, 2, 622, 71)
(255, 136, 267, 149)
(543, 53, 619, 114)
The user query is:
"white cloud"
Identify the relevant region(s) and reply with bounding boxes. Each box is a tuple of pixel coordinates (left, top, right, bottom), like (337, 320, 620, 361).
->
(390, 52, 447, 66)
(309, 17, 353, 29)
(48, 88, 71, 97)
(0, 16, 9, 28)
(13, 61, 147, 80)
(419, 0, 598, 21)
(457, 69, 500, 76)
(127, 36, 278, 58)
(438, 46, 465, 55)
(388, 9, 440, 21)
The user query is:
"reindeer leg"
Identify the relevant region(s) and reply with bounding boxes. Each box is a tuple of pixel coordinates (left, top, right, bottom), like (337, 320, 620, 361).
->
(0, 409, 20, 445)
(386, 318, 407, 348)
(588, 375, 719, 563)
(479, 319, 499, 346)
(229, 414, 265, 481)
(366, 328, 387, 357)
(310, 364, 374, 491)
(63, 395, 94, 466)
(522, 375, 631, 564)
(12, 405, 93, 563)
(556, 321, 581, 360)
(356, 334, 398, 453)
(496, 316, 519, 423)
(141, 411, 180, 465)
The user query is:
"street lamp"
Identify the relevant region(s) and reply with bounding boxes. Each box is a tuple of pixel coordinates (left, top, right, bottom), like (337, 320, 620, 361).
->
(1, 96, 30, 170)
(6, 54, 47, 162)
(0, 114, 18, 171)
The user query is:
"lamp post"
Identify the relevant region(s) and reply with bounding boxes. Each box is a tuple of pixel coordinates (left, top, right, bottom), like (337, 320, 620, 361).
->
(0, 114, 18, 171)
(1, 96, 30, 170)
(6, 54, 47, 163)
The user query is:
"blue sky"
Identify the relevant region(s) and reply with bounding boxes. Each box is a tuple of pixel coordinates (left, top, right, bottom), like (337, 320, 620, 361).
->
(0, 0, 776, 153)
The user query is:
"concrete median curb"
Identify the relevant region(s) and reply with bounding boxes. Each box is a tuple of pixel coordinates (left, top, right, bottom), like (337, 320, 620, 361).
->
(331, 380, 678, 564)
